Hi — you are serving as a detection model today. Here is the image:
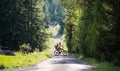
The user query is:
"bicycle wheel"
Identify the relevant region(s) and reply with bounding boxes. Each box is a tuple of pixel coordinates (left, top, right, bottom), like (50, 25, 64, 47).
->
(54, 50, 59, 56)
(62, 50, 68, 56)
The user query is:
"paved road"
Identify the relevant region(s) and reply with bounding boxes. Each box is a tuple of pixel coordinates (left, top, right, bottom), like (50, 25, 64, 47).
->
(2, 55, 95, 71)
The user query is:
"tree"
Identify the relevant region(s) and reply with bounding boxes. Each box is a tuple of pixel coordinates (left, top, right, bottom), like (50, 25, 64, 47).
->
(0, 0, 47, 51)
(60, 0, 120, 65)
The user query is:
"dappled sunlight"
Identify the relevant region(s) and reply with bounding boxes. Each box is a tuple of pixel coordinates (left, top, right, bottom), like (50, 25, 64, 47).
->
(0, 0, 119, 71)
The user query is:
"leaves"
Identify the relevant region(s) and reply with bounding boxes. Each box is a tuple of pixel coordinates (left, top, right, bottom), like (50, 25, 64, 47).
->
(61, 0, 120, 65)
(0, 0, 47, 51)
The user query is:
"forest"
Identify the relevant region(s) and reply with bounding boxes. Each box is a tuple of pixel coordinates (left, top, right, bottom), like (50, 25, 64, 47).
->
(0, 0, 46, 51)
(60, 0, 120, 66)
(0, 0, 120, 67)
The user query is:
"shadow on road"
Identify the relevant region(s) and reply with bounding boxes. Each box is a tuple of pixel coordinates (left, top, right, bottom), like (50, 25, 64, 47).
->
(52, 56, 88, 65)
(79, 68, 96, 71)
(51, 55, 96, 71)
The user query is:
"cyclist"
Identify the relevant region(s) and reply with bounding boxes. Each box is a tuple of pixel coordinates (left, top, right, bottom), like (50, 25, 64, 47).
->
(57, 42, 63, 53)
(54, 43, 58, 50)
(26, 43, 31, 50)
(54, 42, 67, 56)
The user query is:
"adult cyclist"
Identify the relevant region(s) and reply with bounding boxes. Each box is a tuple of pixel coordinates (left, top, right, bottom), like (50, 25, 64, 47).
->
(57, 42, 63, 53)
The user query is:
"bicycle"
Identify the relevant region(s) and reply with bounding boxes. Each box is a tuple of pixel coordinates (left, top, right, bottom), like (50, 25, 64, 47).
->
(54, 49, 68, 56)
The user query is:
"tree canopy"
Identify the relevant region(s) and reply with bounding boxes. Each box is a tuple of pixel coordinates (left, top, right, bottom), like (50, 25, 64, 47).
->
(60, 0, 120, 66)
(0, 0, 47, 51)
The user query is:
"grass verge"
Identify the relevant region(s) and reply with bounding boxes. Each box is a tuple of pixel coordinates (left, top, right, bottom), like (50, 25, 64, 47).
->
(72, 54, 120, 71)
(83, 58, 120, 71)
(0, 49, 52, 70)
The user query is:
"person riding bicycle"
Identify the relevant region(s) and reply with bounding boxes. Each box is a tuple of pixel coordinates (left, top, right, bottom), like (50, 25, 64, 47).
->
(57, 42, 63, 53)
(26, 43, 31, 50)
(54, 43, 58, 50)
(54, 42, 67, 56)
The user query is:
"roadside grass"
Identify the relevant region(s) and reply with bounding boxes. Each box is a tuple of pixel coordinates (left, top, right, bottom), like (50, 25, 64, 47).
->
(0, 31, 54, 70)
(72, 54, 120, 71)
(0, 49, 52, 70)
(96, 62, 120, 71)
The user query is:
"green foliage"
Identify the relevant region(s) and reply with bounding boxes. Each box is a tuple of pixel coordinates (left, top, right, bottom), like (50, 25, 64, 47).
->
(60, 0, 120, 66)
(0, 64, 6, 69)
(44, 0, 64, 36)
(96, 62, 120, 71)
(0, 0, 47, 51)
